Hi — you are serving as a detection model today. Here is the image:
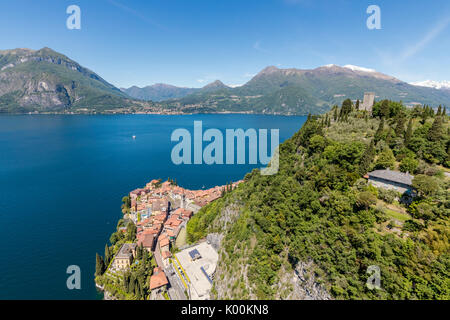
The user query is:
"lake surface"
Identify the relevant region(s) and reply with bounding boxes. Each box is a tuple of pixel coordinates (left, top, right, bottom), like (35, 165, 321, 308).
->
(0, 114, 306, 299)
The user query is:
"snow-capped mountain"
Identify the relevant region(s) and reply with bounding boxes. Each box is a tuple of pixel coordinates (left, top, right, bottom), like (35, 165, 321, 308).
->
(410, 80, 450, 90)
(322, 64, 376, 73)
(343, 65, 376, 73)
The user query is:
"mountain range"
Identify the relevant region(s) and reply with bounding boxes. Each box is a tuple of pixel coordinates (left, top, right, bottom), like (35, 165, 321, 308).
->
(154, 64, 450, 115)
(1, 47, 449, 114)
(121, 84, 199, 102)
(0, 47, 150, 113)
(410, 80, 450, 91)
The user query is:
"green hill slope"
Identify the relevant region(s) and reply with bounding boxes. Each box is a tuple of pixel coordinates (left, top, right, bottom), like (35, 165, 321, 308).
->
(0, 47, 137, 113)
(187, 101, 449, 299)
(166, 65, 450, 115)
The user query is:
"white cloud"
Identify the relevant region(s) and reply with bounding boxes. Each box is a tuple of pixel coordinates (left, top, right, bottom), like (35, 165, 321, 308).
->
(400, 17, 450, 61)
(377, 16, 450, 66)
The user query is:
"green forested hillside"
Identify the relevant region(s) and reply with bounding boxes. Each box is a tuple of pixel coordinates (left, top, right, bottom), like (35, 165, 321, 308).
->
(0, 47, 140, 112)
(164, 66, 450, 115)
(187, 100, 449, 299)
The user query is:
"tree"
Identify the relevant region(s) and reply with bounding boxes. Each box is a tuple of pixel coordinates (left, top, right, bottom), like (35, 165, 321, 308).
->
(356, 191, 377, 210)
(126, 222, 137, 241)
(121, 196, 131, 214)
(399, 156, 418, 173)
(104, 244, 111, 266)
(136, 244, 142, 260)
(342, 99, 353, 115)
(408, 200, 435, 220)
(356, 99, 360, 110)
(421, 106, 431, 124)
(95, 253, 105, 276)
(394, 112, 406, 136)
(404, 118, 413, 145)
(358, 140, 375, 175)
(385, 128, 394, 146)
(129, 275, 136, 294)
(380, 100, 390, 118)
(123, 271, 131, 292)
(412, 175, 439, 197)
(143, 246, 149, 262)
(309, 134, 326, 153)
(375, 147, 395, 170)
(429, 116, 443, 142)
(135, 282, 141, 299)
(374, 118, 385, 143)
(110, 231, 122, 245)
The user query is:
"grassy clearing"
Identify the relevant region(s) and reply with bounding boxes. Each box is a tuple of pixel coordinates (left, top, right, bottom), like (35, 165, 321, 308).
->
(384, 208, 410, 222)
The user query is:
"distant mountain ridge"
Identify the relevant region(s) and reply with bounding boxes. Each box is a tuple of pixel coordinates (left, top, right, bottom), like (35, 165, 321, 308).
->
(0, 47, 146, 113)
(121, 83, 199, 102)
(122, 80, 231, 102)
(159, 64, 450, 115)
(410, 80, 450, 90)
(1, 47, 449, 115)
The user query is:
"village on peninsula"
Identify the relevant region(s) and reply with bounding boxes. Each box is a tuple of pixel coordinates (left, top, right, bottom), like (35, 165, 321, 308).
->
(95, 178, 241, 300)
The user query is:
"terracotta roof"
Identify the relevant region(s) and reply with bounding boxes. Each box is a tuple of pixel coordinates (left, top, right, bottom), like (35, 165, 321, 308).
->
(160, 237, 170, 248)
(149, 267, 168, 290)
(137, 234, 155, 249)
(154, 214, 167, 222)
(173, 208, 193, 217)
(159, 233, 168, 241)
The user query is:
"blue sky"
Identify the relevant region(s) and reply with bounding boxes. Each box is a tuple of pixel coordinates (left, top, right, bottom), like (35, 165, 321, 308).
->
(0, 0, 449, 88)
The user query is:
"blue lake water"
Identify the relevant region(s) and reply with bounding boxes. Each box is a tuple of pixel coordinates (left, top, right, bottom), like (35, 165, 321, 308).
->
(0, 114, 306, 299)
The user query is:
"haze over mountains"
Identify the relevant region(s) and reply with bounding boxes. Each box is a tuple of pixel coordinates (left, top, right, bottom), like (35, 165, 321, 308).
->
(121, 84, 199, 102)
(1, 47, 449, 114)
(121, 80, 231, 102)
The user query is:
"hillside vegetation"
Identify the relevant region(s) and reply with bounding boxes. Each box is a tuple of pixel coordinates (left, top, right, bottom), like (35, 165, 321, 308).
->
(2, 48, 450, 115)
(187, 100, 449, 299)
(162, 66, 450, 115)
(0, 48, 146, 113)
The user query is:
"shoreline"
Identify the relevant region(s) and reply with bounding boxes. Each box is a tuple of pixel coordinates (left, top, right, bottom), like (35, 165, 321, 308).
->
(0, 111, 309, 117)
(94, 178, 241, 301)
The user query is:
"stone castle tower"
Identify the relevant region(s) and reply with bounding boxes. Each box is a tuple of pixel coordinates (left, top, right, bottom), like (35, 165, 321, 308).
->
(361, 92, 375, 112)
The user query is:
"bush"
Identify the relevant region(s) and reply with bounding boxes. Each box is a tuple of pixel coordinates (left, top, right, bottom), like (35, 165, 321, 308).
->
(354, 178, 368, 192)
(367, 184, 379, 197)
(408, 200, 435, 220)
(375, 147, 396, 170)
(399, 156, 418, 173)
(356, 191, 377, 210)
(424, 166, 441, 177)
(403, 220, 424, 232)
(378, 188, 398, 204)
(412, 175, 439, 197)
